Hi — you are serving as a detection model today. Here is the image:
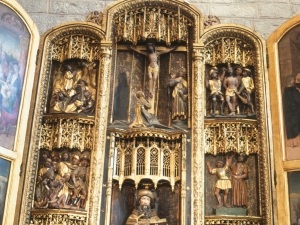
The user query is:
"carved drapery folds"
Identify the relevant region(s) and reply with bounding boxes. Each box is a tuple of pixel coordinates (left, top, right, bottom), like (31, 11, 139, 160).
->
(113, 5, 193, 45)
(39, 117, 94, 151)
(204, 121, 259, 155)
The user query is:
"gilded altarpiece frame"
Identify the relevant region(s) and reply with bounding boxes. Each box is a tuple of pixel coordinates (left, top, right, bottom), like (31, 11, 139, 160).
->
(19, 22, 112, 225)
(0, 0, 39, 224)
(16, 1, 274, 225)
(201, 24, 272, 225)
(103, 1, 204, 225)
(268, 14, 300, 225)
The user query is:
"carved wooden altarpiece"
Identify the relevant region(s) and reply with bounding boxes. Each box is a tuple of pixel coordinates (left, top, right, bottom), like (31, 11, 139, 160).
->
(18, 1, 272, 225)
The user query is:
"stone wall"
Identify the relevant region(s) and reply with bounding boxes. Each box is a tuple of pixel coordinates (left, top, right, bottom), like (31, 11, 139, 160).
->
(15, 0, 300, 41)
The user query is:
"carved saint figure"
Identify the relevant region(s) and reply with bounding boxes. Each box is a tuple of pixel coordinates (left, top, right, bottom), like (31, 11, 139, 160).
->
(206, 154, 233, 208)
(125, 189, 167, 225)
(206, 67, 225, 116)
(223, 66, 239, 116)
(237, 68, 255, 115)
(168, 70, 188, 120)
(35, 158, 54, 204)
(128, 43, 177, 97)
(129, 91, 169, 129)
(229, 153, 249, 208)
(69, 156, 90, 208)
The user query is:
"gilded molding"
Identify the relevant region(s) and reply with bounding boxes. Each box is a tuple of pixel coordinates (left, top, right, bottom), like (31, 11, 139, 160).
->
(30, 209, 87, 225)
(112, 5, 193, 45)
(103, 0, 203, 42)
(201, 25, 271, 225)
(39, 116, 95, 151)
(205, 216, 262, 225)
(20, 23, 106, 225)
(88, 42, 112, 225)
(192, 44, 205, 225)
(204, 120, 259, 155)
(266, 14, 300, 225)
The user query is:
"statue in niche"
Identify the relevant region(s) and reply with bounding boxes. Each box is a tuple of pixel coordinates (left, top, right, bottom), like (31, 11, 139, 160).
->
(126, 189, 167, 225)
(229, 153, 249, 208)
(128, 43, 177, 98)
(236, 68, 255, 115)
(129, 91, 169, 129)
(223, 65, 239, 116)
(168, 69, 188, 120)
(206, 67, 225, 116)
(206, 154, 234, 208)
(168, 58, 188, 120)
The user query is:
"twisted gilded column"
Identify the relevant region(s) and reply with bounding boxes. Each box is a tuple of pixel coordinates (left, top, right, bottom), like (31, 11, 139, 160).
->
(191, 43, 205, 225)
(88, 41, 112, 225)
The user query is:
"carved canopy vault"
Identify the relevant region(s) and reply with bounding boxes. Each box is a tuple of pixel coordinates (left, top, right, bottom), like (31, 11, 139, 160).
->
(19, 1, 273, 225)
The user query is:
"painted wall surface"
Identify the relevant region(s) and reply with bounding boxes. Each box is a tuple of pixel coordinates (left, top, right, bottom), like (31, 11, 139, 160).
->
(15, 0, 300, 39)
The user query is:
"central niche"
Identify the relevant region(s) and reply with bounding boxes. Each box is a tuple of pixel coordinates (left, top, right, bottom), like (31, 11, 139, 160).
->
(106, 1, 198, 224)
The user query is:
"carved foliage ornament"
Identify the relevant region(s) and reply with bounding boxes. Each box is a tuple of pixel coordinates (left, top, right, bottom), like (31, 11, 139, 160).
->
(51, 35, 101, 62)
(204, 37, 254, 67)
(113, 6, 193, 45)
(39, 117, 94, 151)
(30, 210, 87, 225)
(204, 121, 259, 155)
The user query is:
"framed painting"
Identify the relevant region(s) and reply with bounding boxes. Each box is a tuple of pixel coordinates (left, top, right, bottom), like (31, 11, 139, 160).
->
(288, 171, 300, 225)
(278, 24, 300, 160)
(0, 158, 10, 225)
(0, 1, 30, 150)
(0, 0, 39, 224)
(268, 14, 300, 225)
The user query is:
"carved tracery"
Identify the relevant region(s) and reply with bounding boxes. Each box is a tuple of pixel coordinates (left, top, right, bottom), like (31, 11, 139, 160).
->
(113, 6, 193, 45)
